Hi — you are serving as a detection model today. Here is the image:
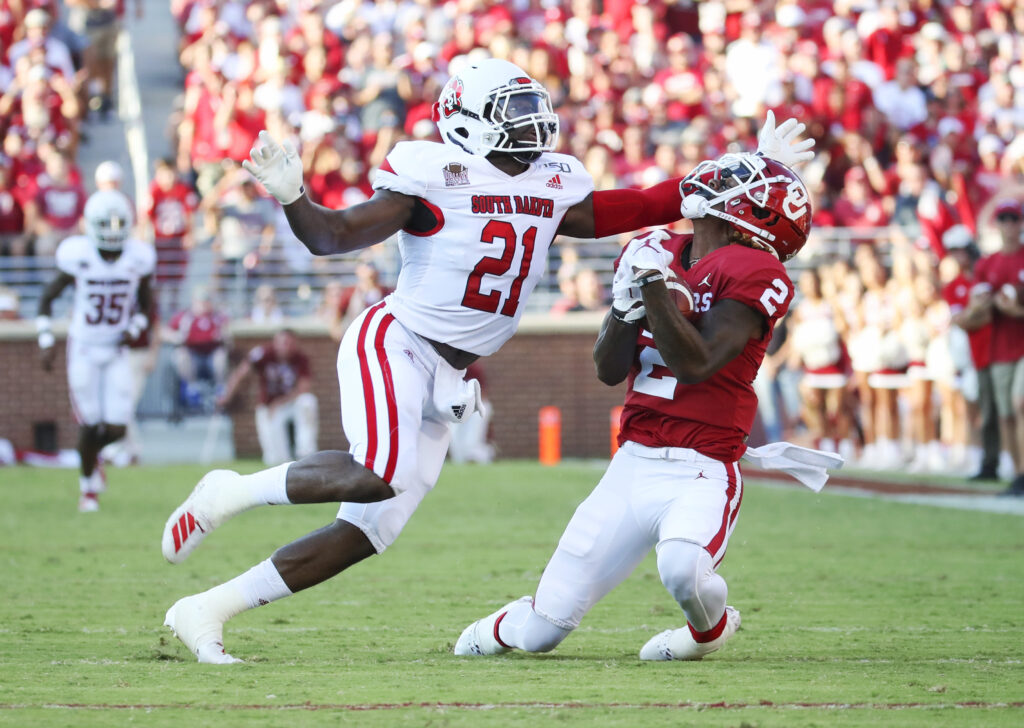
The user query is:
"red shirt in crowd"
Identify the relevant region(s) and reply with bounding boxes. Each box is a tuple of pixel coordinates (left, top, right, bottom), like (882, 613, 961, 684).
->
(221, 103, 265, 163)
(33, 174, 86, 231)
(247, 343, 311, 405)
(974, 247, 1024, 364)
(148, 181, 198, 240)
(169, 309, 228, 355)
(0, 184, 25, 235)
(184, 74, 222, 166)
(942, 273, 993, 370)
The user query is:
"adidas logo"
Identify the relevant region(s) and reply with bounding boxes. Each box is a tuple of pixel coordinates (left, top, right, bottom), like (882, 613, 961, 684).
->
(451, 404, 467, 420)
(546, 175, 563, 189)
(171, 511, 203, 553)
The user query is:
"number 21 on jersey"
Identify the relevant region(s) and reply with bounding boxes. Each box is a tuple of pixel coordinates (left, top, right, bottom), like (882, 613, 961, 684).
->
(462, 220, 538, 318)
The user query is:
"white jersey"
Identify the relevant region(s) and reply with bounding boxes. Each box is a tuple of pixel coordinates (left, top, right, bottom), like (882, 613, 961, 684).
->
(372, 141, 594, 356)
(56, 235, 156, 346)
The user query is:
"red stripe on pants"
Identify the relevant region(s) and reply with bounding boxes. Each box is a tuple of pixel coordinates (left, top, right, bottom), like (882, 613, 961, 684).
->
(705, 462, 739, 559)
(372, 313, 399, 483)
(356, 303, 387, 472)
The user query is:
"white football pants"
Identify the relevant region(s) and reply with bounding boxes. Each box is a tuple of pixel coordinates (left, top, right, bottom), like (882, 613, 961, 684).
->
(503, 441, 742, 650)
(255, 392, 319, 466)
(66, 338, 134, 426)
(334, 301, 457, 552)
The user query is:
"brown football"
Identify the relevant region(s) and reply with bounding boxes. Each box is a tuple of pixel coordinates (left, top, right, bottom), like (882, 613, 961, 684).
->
(665, 279, 696, 317)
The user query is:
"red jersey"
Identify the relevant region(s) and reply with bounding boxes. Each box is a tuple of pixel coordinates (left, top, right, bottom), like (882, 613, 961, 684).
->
(619, 235, 793, 462)
(974, 247, 1024, 363)
(942, 273, 993, 370)
(148, 181, 197, 239)
(0, 186, 25, 234)
(248, 344, 311, 405)
(34, 175, 86, 231)
(169, 309, 228, 354)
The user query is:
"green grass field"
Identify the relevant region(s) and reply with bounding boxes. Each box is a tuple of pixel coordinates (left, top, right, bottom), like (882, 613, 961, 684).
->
(1, 460, 1022, 727)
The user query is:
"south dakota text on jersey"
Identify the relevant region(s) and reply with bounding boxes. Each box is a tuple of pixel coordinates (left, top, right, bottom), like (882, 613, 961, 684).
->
(470, 195, 555, 218)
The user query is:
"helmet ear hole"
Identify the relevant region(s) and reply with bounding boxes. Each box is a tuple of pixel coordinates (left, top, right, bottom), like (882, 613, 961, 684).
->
(454, 128, 469, 139)
(750, 205, 771, 220)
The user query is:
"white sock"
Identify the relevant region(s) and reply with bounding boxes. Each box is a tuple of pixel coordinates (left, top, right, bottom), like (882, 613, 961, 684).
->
(79, 475, 94, 495)
(201, 559, 293, 622)
(237, 462, 293, 507)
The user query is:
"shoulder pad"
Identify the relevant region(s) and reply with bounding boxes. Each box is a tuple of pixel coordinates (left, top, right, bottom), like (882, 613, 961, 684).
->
(55, 235, 93, 274)
(372, 141, 453, 197)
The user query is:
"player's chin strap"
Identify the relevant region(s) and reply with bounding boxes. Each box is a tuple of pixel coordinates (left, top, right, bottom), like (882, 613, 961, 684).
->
(741, 442, 845, 492)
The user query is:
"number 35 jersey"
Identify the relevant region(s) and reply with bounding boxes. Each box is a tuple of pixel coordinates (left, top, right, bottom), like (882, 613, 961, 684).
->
(619, 235, 794, 463)
(56, 235, 156, 346)
(372, 141, 593, 356)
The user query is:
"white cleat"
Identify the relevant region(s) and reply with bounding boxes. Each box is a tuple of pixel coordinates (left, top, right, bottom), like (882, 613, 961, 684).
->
(164, 595, 242, 664)
(161, 470, 243, 564)
(78, 493, 100, 513)
(639, 606, 741, 661)
(454, 596, 531, 656)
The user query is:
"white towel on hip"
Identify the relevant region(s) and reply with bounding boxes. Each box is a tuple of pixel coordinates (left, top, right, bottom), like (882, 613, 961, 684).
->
(741, 442, 844, 492)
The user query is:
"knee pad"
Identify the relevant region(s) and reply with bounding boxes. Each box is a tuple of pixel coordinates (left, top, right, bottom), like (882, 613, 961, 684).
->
(656, 540, 712, 606)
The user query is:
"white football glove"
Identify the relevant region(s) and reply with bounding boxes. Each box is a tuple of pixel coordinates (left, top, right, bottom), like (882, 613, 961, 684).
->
(242, 130, 304, 205)
(757, 110, 815, 169)
(610, 260, 645, 322)
(622, 229, 673, 281)
(611, 295, 646, 323)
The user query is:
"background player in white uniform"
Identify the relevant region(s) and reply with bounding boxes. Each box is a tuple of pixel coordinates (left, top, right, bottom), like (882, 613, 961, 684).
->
(455, 128, 833, 661)
(36, 190, 155, 512)
(158, 58, 711, 664)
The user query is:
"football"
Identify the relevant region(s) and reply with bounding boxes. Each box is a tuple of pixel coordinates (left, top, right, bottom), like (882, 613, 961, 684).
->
(666, 278, 696, 317)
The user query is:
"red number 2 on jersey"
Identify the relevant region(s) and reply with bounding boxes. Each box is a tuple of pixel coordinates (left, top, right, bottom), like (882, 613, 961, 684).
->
(462, 220, 538, 317)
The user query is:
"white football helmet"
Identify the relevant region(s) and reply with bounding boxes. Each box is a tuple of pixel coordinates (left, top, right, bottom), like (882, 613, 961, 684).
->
(84, 189, 133, 253)
(433, 58, 558, 162)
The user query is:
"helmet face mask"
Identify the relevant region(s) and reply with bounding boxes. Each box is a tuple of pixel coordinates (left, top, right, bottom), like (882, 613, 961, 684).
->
(434, 59, 559, 162)
(84, 189, 133, 254)
(681, 152, 812, 262)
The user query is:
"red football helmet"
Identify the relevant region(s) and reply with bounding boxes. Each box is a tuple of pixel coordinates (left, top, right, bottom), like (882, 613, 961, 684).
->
(679, 152, 812, 262)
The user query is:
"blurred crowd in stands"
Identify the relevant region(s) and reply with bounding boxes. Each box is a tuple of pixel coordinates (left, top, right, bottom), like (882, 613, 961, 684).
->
(2, 0, 1024, 480)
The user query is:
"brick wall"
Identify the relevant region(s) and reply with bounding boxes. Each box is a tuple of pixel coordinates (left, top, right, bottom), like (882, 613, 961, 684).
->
(0, 328, 75, 452)
(0, 314, 625, 459)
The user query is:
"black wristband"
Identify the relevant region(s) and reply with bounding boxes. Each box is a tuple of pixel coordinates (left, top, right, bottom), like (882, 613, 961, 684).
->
(634, 271, 665, 288)
(611, 306, 637, 323)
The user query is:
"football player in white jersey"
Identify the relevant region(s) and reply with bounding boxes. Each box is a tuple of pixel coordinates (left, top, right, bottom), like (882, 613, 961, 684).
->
(37, 190, 156, 512)
(157, 58, 806, 664)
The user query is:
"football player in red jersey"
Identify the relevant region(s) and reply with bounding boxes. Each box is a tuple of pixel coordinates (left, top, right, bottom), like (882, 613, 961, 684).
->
(456, 142, 841, 661)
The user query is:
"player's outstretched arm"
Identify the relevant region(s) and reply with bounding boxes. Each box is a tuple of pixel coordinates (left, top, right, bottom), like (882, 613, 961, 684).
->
(558, 178, 685, 239)
(279, 191, 417, 256)
(243, 131, 416, 256)
(642, 282, 764, 384)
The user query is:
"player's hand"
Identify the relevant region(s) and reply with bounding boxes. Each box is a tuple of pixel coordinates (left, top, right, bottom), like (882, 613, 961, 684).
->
(242, 131, 304, 205)
(757, 110, 815, 169)
(39, 345, 56, 372)
(622, 230, 673, 280)
(610, 253, 645, 322)
(611, 294, 646, 323)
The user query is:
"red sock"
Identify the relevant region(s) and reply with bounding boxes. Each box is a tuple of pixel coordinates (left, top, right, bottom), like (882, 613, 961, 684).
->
(688, 611, 727, 643)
